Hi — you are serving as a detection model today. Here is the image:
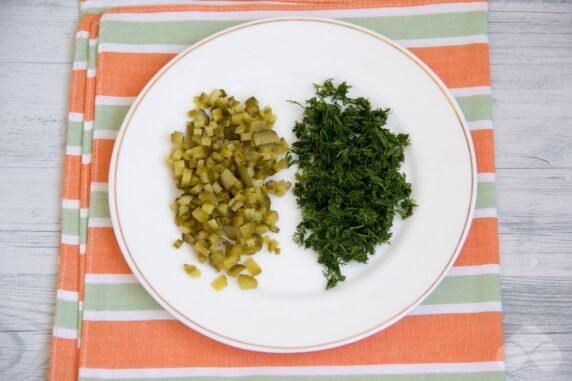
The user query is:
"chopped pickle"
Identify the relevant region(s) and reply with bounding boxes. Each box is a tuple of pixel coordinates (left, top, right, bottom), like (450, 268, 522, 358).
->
(193, 240, 210, 256)
(223, 255, 239, 270)
(180, 168, 192, 188)
(267, 239, 280, 254)
(252, 131, 280, 146)
(220, 169, 238, 189)
(265, 211, 279, 227)
(244, 258, 261, 276)
(169, 90, 291, 290)
(238, 274, 258, 290)
(227, 264, 246, 277)
(211, 275, 228, 291)
(235, 162, 253, 187)
(192, 207, 209, 223)
(178, 195, 192, 206)
(239, 222, 256, 239)
(207, 218, 220, 231)
(266, 180, 291, 196)
(201, 203, 215, 215)
(171, 131, 184, 144)
(183, 264, 201, 278)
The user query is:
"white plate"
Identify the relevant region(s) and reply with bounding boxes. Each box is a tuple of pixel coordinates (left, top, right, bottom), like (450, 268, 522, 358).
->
(109, 18, 476, 353)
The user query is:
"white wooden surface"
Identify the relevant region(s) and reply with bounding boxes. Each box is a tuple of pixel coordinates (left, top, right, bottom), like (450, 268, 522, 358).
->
(0, 0, 571, 379)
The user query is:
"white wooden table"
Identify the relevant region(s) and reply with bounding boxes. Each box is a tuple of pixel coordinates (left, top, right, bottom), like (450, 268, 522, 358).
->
(0, 0, 570, 379)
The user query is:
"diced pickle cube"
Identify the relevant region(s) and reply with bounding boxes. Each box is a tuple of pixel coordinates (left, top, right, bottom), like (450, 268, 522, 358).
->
(244, 258, 261, 276)
(239, 222, 256, 238)
(252, 131, 279, 146)
(183, 264, 201, 278)
(180, 169, 192, 188)
(207, 218, 220, 231)
(201, 203, 214, 215)
(250, 120, 266, 132)
(220, 169, 238, 189)
(211, 275, 227, 291)
(192, 207, 209, 223)
(238, 274, 257, 290)
(191, 146, 209, 159)
(171, 131, 184, 144)
(178, 195, 192, 206)
(265, 210, 279, 226)
(223, 255, 239, 270)
(227, 264, 246, 277)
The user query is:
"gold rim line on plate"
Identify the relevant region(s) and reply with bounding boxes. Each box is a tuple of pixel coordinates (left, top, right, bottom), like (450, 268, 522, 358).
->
(111, 18, 476, 352)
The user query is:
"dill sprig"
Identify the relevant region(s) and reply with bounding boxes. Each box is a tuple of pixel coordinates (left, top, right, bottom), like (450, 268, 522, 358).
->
(290, 80, 416, 289)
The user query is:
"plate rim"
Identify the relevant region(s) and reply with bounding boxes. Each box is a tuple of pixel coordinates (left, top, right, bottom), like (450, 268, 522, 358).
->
(108, 17, 477, 353)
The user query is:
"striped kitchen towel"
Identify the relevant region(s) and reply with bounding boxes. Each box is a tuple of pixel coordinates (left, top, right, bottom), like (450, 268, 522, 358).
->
(50, 1, 504, 380)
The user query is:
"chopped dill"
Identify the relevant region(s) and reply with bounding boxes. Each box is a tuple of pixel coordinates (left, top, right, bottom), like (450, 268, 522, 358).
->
(290, 80, 416, 289)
